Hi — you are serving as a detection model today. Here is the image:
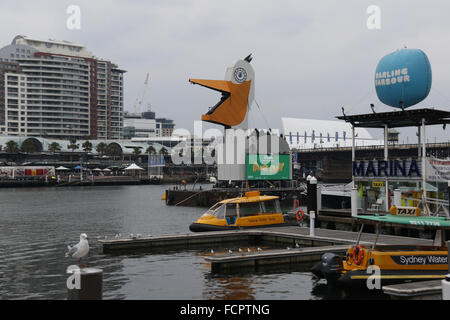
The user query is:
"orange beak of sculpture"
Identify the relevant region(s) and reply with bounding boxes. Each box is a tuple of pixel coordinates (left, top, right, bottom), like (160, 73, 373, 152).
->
(189, 78, 251, 128)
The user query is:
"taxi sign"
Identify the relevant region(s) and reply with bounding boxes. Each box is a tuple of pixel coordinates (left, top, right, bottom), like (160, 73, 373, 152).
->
(372, 181, 384, 188)
(389, 205, 421, 217)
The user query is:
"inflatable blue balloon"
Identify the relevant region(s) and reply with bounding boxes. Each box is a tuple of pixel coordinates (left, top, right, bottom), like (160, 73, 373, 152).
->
(375, 49, 432, 109)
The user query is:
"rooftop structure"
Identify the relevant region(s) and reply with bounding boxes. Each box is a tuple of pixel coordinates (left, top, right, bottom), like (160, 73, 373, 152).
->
(281, 117, 383, 149)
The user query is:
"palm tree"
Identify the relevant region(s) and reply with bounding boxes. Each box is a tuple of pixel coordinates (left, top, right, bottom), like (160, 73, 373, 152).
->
(96, 142, 108, 155)
(5, 140, 19, 153)
(48, 142, 62, 153)
(68, 139, 79, 152)
(82, 140, 93, 153)
(132, 147, 142, 159)
(159, 147, 168, 156)
(146, 146, 156, 155)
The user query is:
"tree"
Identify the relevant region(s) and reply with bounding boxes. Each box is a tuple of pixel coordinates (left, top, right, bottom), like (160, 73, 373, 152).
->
(48, 142, 62, 153)
(96, 142, 108, 155)
(159, 147, 168, 156)
(107, 144, 122, 160)
(5, 140, 19, 153)
(132, 147, 142, 157)
(146, 146, 156, 155)
(20, 139, 41, 153)
(82, 140, 93, 153)
(68, 139, 79, 152)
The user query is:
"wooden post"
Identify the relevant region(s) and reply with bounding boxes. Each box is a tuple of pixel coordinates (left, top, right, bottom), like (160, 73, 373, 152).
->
(67, 267, 103, 300)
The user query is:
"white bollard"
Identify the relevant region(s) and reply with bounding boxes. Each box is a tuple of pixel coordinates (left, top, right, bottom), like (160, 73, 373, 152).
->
(351, 187, 358, 217)
(394, 189, 402, 207)
(310, 211, 315, 237)
(443, 276, 450, 300)
(317, 185, 322, 212)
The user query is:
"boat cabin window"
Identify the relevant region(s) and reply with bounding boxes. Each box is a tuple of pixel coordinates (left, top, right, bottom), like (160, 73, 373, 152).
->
(225, 204, 237, 217)
(238, 202, 264, 217)
(263, 199, 281, 213)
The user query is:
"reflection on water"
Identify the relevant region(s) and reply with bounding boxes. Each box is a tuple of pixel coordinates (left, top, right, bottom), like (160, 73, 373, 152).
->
(0, 185, 388, 300)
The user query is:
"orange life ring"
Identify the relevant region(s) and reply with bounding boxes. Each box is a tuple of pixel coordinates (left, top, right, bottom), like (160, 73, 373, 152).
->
(296, 209, 304, 221)
(352, 245, 365, 265)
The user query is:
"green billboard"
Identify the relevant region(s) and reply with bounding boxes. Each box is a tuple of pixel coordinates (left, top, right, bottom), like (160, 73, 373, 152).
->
(246, 154, 291, 180)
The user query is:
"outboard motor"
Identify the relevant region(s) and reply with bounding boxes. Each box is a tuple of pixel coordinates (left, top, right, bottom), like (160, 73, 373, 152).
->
(311, 253, 343, 283)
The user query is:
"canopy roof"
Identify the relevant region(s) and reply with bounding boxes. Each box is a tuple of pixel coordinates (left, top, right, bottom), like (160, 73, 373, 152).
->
(56, 166, 69, 170)
(336, 108, 450, 128)
(357, 214, 450, 228)
(124, 163, 144, 170)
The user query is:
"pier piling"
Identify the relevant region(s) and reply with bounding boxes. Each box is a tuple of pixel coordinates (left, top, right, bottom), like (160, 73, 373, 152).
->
(67, 267, 103, 300)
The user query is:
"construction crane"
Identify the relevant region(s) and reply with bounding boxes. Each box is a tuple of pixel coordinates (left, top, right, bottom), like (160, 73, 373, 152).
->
(133, 72, 150, 115)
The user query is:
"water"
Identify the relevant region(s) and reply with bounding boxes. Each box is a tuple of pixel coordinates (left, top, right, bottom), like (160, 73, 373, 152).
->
(0, 185, 387, 300)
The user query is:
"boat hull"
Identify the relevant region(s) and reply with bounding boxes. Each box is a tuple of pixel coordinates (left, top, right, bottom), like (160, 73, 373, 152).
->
(189, 221, 286, 232)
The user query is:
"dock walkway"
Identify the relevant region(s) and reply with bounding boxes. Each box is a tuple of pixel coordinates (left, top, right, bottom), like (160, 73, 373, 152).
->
(99, 225, 435, 273)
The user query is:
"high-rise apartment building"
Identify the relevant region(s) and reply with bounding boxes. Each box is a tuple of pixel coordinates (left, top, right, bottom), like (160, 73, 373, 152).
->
(0, 35, 125, 139)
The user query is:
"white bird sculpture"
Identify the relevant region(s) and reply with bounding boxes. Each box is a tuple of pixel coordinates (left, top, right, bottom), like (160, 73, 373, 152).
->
(66, 233, 90, 268)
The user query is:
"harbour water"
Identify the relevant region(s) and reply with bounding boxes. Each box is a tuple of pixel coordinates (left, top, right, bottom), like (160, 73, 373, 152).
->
(0, 184, 387, 300)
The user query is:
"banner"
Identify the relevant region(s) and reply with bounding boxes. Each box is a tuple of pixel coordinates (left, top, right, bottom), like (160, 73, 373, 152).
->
(148, 155, 165, 167)
(0, 166, 55, 178)
(426, 158, 450, 182)
(246, 154, 291, 180)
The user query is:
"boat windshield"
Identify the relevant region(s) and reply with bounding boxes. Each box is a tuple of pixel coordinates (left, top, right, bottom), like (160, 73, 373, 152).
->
(202, 203, 226, 218)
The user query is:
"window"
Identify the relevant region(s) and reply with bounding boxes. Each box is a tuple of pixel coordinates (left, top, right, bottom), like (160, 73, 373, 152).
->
(263, 199, 281, 213)
(238, 202, 264, 217)
(225, 203, 237, 217)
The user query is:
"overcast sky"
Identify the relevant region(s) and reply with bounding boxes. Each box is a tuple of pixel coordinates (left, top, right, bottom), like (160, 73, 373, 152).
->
(2, 0, 450, 142)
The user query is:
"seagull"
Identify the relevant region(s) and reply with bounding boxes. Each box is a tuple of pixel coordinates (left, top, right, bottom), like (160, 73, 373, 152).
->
(287, 246, 291, 250)
(65, 233, 90, 268)
(295, 242, 300, 248)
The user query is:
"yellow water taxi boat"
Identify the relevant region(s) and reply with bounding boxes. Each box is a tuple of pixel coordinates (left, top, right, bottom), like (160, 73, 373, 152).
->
(189, 190, 285, 232)
(311, 210, 450, 287)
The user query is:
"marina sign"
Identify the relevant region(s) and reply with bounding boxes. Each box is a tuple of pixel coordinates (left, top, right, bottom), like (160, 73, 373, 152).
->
(353, 159, 421, 180)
